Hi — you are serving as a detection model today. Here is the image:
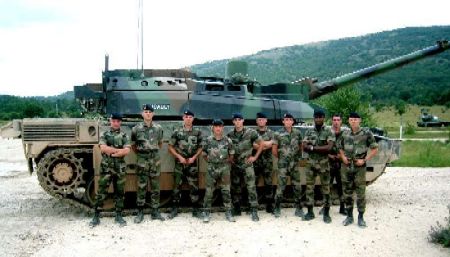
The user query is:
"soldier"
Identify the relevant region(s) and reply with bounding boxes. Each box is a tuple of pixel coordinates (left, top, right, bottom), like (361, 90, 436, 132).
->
(228, 113, 263, 222)
(302, 109, 335, 223)
(272, 113, 303, 218)
(252, 112, 276, 213)
(201, 119, 235, 223)
(89, 113, 131, 227)
(338, 112, 378, 228)
(328, 113, 347, 215)
(132, 104, 165, 223)
(167, 110, 203, 219)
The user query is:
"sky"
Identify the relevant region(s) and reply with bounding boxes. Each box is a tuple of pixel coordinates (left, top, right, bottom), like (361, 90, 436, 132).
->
(0, 0, 449, 96)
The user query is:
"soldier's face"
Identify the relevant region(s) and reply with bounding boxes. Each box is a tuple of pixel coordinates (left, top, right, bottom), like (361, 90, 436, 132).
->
(212, 125, 224, 135)
(332, 116, 342, 128)
(314, 116, 325, 126)
(141, 110, 154, 121)
(183, 114, 194, 126)
(349, 117, 361, 129)
(256, 118, 267, 127)
(282, 118, 294, 128)
(110, 118, 121, 130)
(232, 118, 244, 129)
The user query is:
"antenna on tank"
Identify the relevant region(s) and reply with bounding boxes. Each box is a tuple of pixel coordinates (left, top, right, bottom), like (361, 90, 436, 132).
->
(137, 0, 144, 77)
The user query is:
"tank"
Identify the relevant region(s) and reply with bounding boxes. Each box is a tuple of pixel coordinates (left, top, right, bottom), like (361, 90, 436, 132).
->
(417, 108, 450, 127)
(1, 40, 449, 211)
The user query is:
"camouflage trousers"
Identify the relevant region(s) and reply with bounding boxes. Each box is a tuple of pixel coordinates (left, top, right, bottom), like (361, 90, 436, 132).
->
(94, 157, 126, 212)
(329, 159, 343, 201)
(275, 157, 301, 205)
(254, 157, 274, 203)
(231, 161, 258, 208)
(171, 161, 199, 206)
(305, 158, 330, 208)
(341, 165, 366, 212)
(203, 162, 232, 211)
(136, 151, 161, 209)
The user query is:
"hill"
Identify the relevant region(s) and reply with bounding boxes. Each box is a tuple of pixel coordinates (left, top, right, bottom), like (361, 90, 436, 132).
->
(191, 26, 450, 106)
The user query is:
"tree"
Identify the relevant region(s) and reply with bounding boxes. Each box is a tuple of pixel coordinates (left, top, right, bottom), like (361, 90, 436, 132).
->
(22, 102, 44, 118)
(314, 87, 375, 127)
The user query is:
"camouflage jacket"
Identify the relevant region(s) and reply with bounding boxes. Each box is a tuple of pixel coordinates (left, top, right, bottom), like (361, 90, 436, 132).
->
(273, 127, 302, 159)
(330, 127, 349, 156)
(303, 125, 335, 160)
(254, 127, 275, 161)
(131, 122, 163, 152)
(99, 128, 131, 159)
(202, 135, 235, 163)
(227, 127, 261, 162)
(169, 125, 202, 157)
(337, 127, 378, 160)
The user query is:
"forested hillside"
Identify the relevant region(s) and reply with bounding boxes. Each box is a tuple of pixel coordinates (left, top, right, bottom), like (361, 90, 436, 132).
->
(191, 26, 450, 106)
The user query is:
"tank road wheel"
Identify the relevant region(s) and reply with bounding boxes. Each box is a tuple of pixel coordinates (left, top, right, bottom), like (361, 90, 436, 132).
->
(37, 149, 87, 196)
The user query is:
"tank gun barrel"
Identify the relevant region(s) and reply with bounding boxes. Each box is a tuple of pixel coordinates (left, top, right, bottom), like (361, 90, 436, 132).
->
(309, 40, 449, 99)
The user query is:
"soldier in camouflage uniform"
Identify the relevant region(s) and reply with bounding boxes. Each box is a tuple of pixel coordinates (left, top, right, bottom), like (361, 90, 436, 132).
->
(132, 104, 165, 223)
(89, 113, 131, 227)
(338, 112, 378, 228)
(253, 112, 275, 213)
(272, 113, 303, 218)
(228, 113, 263, 222)
(167, 110, 203, 219)
(201, 119, 235, 223)
(302, 109, 335, 223)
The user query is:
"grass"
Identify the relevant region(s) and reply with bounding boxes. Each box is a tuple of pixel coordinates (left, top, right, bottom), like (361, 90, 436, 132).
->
(428, 206, 450, 248)
(392, 140, 450, 167)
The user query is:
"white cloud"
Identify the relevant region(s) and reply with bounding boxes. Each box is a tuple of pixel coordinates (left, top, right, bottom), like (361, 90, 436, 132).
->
(0, 0, 449, 96)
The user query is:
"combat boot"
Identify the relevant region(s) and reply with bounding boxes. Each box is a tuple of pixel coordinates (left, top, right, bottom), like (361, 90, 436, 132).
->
(225, 210, 236, 222)
(343, 208, 354, 226)
(250, 208, 259, 222)
(115, 212, 127, 227)
(89, 210, 100, 227)
(134, 208, 144, 224)
(294, 205, 304, 218)
(202, 211, 210, 223)
(273, 198, 281, 218)
(339, 202, 346, 216)
(151, 208, 165, 221)
(358, 212, 367, 228)
(303, 206, 315, 221)
(265, 202, 274, 214)
(168, 206, 178, 219)
(232, 202, 242, 216)
(192, 207, 201, 218)
(323, 207, 332, 224)
(265, 186, 274, 213)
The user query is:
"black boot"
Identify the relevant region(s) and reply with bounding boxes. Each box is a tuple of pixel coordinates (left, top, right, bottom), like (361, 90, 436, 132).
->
(192, 207, 201, 218)
(273, 198, 281, 218)
(303, 206, 315, 221)
(251, 208, 259, 222)
(225, 209, 236, 222)
(358, 212, 367, 228)
(89, 210, 100, 227)
(134, 208, 144, 224)
(339, 202, 346, 216)
(151, 208, 165, 221)
(115, 211, 127, 227)
(323, 207, 332, 223)
(265, 202, 274, 214)
(265, 186, 274, 213)
(232, 202, 242, 216)
(168, 203, 179, 219)
(202, 211, 210, 223)
(343, 208, 354, 226)
(295, 205, 304, 218)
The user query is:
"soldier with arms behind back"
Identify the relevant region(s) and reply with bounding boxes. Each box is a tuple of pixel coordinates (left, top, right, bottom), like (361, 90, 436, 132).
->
(338, 112, 378, 228)
(89, 113, 131, 227)
(167, 110, 203, 219)
(132, 104, 165, 223)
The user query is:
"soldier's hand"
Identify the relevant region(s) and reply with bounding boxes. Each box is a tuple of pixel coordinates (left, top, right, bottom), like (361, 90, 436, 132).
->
(178, 156, 187, 164)
(187, 157, 196, 164)
(355, 159, 365, 166)
(342, 156, 350, 165)
(246, 156, 257, 164)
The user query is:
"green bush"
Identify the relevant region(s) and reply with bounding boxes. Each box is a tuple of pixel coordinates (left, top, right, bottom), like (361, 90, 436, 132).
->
(404, 122, 416, 135)
(428, 206, 450, 248)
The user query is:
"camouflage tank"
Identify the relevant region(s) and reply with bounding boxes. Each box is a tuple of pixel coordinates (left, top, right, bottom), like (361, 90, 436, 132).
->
(1, 40, 448, 211)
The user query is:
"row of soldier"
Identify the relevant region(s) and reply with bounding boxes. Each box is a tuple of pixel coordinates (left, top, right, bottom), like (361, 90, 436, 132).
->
(89, 104, 378, 228)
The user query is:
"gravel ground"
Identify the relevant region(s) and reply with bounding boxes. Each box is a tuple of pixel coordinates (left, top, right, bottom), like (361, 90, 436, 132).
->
(0, 138, 449, 257)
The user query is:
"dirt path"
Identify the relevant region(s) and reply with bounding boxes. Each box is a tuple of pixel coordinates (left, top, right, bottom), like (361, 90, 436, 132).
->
(0, 139, 449, 257)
